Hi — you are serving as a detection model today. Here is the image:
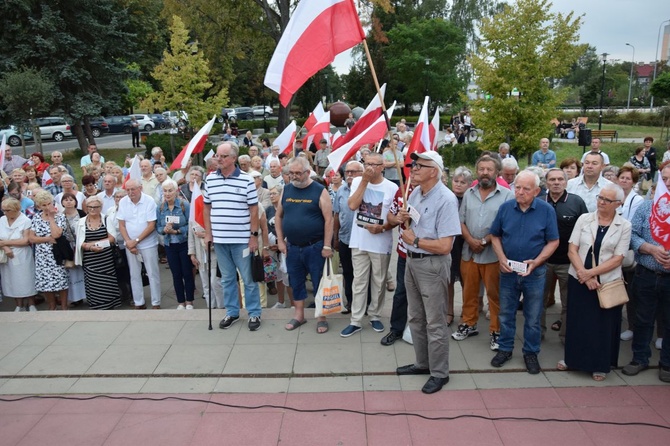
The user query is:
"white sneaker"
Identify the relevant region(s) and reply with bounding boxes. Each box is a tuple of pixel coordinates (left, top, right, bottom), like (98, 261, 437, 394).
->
(185, 304, 194, 310)
(14, 306, 24, 312)
(656, 338, 663, 350)
(620, 330, 634, 341)
(271, 302, 286, 309)
(177, 304, 185, 310)
(28, 305, 37, 312)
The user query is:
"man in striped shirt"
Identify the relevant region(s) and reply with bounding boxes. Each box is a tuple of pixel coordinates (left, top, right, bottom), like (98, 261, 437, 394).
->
(204, 142, 262, 331)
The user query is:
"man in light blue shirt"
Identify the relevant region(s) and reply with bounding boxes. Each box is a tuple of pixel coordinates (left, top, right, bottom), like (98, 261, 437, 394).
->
(531, 138, 556, 169)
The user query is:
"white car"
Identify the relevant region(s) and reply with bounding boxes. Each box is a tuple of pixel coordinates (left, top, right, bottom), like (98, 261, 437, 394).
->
(0, 125, 24, 146)
(253, 105, 273, 117)
(131, 114, 155, 131)
(34, 117, 72, 141)
(162, 110, 189, 125)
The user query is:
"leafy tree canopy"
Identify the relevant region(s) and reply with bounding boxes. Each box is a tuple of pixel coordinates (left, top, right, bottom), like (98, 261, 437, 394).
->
(651, 72, 670, 101)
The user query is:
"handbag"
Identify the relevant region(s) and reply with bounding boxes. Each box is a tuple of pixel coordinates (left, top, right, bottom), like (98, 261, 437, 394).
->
(0, 249, 7, 264)
(52, 234, 75, 266)
(314, 259, 345, 317)
(110, 244, 127, 269)
(591, 234, 629, 309)
(251, 250, 265, 282)
(140, 262, 150, 287)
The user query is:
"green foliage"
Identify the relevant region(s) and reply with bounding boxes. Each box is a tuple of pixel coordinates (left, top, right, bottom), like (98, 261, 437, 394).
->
(0, 67, 56, 122)
(144, 16, 228, 128)
(441, 142, 482, 168)
(651, 72, 670, 101)
(469, 0, 586, 157)
(385, 18, 466, 109)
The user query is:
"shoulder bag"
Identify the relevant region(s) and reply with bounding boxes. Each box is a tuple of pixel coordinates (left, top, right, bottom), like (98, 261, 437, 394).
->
(591, 232, 629, 309)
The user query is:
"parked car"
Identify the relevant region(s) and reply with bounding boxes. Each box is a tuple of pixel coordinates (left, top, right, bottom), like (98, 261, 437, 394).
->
(131, 114, 155, 131)
(219, 108, 236, 123)
(105, 116, 133, 133)
(86, 117, 110, 138)
(253, 105, 273, 118)
(234, 107, 254, 120)
(162, 110, 189, 126)
(34, 117, 72, 142)
(148, 114, 170, 130)
(0, 125, 24, 147)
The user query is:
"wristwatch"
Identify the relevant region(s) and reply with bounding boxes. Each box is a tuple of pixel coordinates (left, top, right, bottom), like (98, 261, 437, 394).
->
(413, 237, 420, 248)
(481, 238, 487, 246)
(135, 238, 140, 243)
(251, 231, 259, 237)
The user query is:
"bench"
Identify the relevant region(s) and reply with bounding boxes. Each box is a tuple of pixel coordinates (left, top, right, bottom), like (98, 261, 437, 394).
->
(590, 129, 618, 142)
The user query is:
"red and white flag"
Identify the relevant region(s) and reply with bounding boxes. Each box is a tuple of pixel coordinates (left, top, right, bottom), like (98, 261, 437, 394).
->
(264, 0, 365, 106)
(331, 130, 342, 147)
(302, 102, 325, 132)
(403, 96, 431, 178)
(275, 121, 297, 155)
(189, 181, 205, 229)
(651, 175, 670, 250)
(327, 102, 396, 172)
(41, 169, 52, 188)
(170, 115, 217, 171)
(123, 155, 142, 189)
(333, 84, 386, 151)
(430, 108, 440, 150)
(304, 111, 330, 148)
(0, 134, 5, 173)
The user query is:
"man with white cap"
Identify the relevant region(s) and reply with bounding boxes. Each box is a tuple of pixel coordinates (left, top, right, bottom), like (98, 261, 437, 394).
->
(395, 151, 461, 394)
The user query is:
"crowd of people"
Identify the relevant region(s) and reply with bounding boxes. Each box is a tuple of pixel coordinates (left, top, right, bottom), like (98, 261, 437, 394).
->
(2, 127, 670, 393)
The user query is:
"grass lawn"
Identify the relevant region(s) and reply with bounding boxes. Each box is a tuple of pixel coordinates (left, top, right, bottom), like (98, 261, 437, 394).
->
(599, 123, 668, 140)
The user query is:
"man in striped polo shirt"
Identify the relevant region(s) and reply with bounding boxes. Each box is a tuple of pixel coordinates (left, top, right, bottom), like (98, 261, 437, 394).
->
(204, 142, 262, 331)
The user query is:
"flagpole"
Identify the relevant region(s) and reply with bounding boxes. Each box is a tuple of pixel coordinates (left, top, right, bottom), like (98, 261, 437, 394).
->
(363, 39, 407, 207)
(207, 242, 213, 331)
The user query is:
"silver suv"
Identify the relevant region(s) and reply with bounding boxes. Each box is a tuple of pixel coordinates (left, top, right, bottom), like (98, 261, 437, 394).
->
(34, 117, 72, 141)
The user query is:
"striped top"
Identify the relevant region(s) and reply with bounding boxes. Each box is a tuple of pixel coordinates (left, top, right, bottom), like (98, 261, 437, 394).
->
(203, 167, 258, 244)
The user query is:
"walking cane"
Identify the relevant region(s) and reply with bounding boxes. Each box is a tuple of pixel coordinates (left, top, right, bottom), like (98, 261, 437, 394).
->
(207, 241, 213, 330)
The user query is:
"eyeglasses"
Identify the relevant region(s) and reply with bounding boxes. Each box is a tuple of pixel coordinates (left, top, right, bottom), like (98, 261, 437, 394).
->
(364, 162, 383, 167)
(344, 170, 363, 175)
(288, 170, 308, 176)
(596, 195, 620, 204)
(410, 161, 436, 170)
(217, 154, 233, 159)
(87, 205, 102, 209)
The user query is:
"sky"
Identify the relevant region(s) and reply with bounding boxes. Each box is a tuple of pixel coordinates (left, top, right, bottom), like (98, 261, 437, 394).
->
(331, 0, 670, 75)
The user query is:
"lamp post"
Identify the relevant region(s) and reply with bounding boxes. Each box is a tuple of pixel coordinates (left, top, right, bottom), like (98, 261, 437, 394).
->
(650, 19, 670, 111)
(626, 43, 635, 111)
(598, 53, 608, 131)
(424, 58, 431, 113)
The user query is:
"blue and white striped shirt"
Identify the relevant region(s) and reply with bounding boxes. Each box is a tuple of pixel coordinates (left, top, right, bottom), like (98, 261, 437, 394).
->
(203, 168, 258, 244)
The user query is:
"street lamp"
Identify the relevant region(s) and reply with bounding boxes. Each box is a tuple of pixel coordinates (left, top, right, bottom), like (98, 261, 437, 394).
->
(598, 52, 608, 131)
(626, 43, 635, 111)
(650, 19, 670, 110)
(425, 58, 431, 112)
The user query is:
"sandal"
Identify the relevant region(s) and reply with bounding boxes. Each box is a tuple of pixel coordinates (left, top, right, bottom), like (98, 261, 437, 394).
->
(285, 318, 307, 331)
(592, 372, 607, 381)
(317, 320, 329, 334)
(446, 314, 454, 327)
(551, 320, 562, 331)
(557, 360, 568, 371)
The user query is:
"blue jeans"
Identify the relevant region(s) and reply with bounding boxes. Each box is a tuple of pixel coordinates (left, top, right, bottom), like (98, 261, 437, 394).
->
(213, 243, 261, 318)
(286, 241, 325, 301)
(165, 241, 195, 303)
(498, 266, 546, 355)
(389, 256, 407, 334)
(632, 265, 670, 367)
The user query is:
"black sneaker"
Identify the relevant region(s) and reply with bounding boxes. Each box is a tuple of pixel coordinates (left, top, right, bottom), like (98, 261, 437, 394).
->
(491, 350, 513, 368)
(248, 316, 261, 331)
(451, 323, 479, 341)
(380, 331, 402, 346)
(489, 332, 500, 351)
(219, 315, 239, 329)
(524, 353, 541, 374)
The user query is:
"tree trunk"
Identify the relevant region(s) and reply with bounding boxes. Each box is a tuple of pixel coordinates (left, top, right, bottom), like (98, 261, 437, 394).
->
(71, 123, 88, 153)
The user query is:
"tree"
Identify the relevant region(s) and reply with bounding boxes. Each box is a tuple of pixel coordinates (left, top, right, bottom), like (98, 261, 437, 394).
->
(385, 18, 466, 111)
(469, 0, 586, 157)
(0, 67, 56, 156)
(144, 16, 228, 127)
(651, 72, 670, 102)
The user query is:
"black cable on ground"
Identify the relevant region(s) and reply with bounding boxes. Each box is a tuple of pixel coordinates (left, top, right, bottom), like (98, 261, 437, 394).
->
(1, 394, 669, 431)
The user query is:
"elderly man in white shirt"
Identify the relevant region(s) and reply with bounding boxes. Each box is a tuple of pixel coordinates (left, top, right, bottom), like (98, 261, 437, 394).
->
(567, 152, 612, 212)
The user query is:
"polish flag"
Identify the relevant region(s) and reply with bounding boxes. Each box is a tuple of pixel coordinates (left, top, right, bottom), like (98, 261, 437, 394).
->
(170, 115, 217, 171)
(123, 155, 142, 189)
(189, 181, 205, 229)
(41, 169, 53, 187)
(651, 173, 670, 250)
(302, 102, 325, 132)
(331, 130, 342, 147)
(264, 0, 365, 106)
(430, 108, 440, 150)
(403, 97, 431, 179)
(203, 149, 215, 161)
(0, 134, 5, 173)
(304, 111, 330, 149)
(333, 84, 386, 150)
(327, 102, 396, 172)
(275, 121, 298, 155)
